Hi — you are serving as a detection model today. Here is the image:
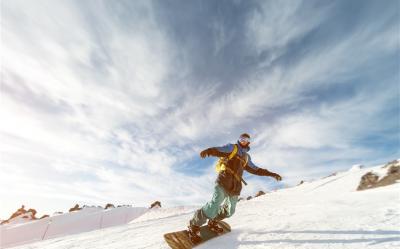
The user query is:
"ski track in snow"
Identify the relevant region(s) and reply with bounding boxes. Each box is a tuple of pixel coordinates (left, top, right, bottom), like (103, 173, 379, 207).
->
(7, 164, 400, 249)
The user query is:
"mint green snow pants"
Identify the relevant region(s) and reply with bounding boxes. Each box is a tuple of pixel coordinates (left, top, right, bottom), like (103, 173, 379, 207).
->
(189, 184, 239, 226)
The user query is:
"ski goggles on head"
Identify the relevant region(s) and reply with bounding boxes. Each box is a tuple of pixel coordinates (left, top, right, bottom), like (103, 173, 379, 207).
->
(239, 136, 251, 144)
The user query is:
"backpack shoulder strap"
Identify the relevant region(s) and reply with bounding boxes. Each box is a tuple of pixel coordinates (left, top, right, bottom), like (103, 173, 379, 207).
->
(228, 144, 238, 160)
(244, 153, 249, 166)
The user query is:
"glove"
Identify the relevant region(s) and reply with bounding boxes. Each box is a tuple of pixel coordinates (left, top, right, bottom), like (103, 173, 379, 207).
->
(271, 173, 282, 181)
(200, 149, 211, 158)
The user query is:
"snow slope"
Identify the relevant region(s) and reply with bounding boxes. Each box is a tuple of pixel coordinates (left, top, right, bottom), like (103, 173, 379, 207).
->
(6, 163, 400, 249)
(0, 207, 148, 248)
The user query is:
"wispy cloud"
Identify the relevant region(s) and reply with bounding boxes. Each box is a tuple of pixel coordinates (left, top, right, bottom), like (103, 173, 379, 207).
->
(0, 0, 398, 218)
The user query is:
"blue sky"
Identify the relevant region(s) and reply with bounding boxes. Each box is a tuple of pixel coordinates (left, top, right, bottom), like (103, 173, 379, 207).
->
(0, 0, 399, 218)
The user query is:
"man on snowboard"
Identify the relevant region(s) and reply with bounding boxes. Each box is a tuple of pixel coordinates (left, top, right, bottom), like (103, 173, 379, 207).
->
(188, 133, 282, 242)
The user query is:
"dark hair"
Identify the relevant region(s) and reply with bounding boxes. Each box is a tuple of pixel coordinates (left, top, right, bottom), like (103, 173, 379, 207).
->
(240, 133, 250, 139)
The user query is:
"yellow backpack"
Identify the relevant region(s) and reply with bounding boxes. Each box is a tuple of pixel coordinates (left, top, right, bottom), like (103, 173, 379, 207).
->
(215, 144, 248, 172)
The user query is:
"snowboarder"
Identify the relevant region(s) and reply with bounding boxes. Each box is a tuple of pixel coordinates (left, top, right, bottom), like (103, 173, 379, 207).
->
(187, 133, 282, 242)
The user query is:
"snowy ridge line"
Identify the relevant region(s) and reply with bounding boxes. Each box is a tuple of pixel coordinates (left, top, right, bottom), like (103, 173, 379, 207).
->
(285, 162, 395, 195)
(1, 206, 148, 248)
(130, 205, 199, 223)
(307, 171, 354, 192)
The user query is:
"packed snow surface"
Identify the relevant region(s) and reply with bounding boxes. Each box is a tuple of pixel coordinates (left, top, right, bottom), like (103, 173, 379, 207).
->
(4, 163, 400, 249)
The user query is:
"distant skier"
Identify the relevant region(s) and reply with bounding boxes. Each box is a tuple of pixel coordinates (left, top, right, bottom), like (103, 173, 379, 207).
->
(187, 133, 282, 242)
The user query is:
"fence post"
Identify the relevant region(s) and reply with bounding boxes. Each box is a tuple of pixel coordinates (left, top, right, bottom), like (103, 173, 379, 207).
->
(41, 218, 52, 240)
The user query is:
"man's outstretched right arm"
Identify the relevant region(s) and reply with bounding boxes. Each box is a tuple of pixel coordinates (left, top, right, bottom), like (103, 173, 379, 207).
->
(200, 144, 234, 158)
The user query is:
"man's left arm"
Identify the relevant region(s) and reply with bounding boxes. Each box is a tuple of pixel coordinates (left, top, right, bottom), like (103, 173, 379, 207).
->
(245, 155, 282, 181)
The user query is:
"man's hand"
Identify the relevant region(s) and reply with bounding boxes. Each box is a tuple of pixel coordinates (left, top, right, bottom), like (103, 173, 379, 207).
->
(200, 149, 211, 158)
(271, 173, 282, 181)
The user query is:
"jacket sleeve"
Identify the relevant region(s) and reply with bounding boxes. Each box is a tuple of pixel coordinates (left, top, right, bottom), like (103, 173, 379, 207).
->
(245, 154, 275, 176)
(202, 144, 234, 157)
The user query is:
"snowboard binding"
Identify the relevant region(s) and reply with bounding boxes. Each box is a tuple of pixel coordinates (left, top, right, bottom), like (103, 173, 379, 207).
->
(207, 219, 224, 234)
(187, 224, 202, 244)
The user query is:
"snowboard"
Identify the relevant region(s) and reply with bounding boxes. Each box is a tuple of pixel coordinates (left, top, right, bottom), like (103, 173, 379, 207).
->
(163, 220, 231, 249)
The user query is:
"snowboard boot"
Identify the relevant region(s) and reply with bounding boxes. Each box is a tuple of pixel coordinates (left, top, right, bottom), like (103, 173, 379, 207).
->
(187, 224, 202, 243)
(207, 219, 224, 234)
